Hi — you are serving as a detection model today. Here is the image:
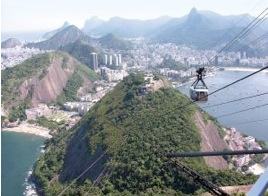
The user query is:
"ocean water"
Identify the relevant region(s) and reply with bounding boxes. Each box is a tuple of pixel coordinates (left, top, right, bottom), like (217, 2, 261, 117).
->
(1, 131, 45, 196)
(178, 70, 268, 141)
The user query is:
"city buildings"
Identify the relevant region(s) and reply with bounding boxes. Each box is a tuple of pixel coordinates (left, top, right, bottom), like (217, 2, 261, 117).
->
(104, 54, 108, 65)
(109, 54, 113, 65)
(91, 52, 98, 70)
(1, 46, 48, 70)
(224, 128, 263, 168)
(100, 67, 128, 82)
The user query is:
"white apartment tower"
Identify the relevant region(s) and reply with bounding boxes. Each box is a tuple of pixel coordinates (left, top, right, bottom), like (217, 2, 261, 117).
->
(109, 55, 113, 65)
(118, 54, 122, 64)
(91, 52, 98, 70)
(114, 54, 119, 66)
(104, 54, 108, 65)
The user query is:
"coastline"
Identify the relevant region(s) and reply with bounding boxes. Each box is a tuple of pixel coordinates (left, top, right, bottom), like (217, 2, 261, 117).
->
(222, 66, 268, 73)
(2, 122, 52, 138)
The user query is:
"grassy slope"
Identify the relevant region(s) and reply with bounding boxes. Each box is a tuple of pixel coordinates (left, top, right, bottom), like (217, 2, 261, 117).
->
(33, 74, 257, 195)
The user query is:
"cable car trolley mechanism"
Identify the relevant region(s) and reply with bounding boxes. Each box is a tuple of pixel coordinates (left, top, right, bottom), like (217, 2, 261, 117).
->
(190, 67, 208, 101)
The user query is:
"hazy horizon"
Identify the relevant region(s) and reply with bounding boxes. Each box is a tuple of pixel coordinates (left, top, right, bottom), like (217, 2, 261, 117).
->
(2, 0, 268, 32)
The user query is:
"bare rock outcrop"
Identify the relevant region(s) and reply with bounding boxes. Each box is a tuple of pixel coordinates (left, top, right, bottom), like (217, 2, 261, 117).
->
(194, 111, 229, 169)
(17, 52, 91, 107)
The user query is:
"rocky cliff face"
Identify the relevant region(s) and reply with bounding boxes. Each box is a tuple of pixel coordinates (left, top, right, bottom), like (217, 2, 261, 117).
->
(194, 111, 228, 169)
(19, 54, 76, 106)
(2, 52, 96, 110)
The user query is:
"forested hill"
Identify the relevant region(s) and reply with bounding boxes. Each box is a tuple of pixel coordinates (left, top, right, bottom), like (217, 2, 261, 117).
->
(33, 74, 256, 195)
(1, 52, 97, 121)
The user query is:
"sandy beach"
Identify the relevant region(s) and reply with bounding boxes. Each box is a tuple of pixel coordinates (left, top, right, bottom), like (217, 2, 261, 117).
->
(222, 67, 268, 73)
(2, 122, 52, 138)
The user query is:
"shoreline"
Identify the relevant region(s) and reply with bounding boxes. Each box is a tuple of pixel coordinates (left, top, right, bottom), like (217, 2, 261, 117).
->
(221, 66, 268, 73)
(2, 122, 52, 138)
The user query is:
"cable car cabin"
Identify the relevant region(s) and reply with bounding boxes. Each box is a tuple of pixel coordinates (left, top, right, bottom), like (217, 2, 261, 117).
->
(190, 86, 208, 101)
(190, 67, 208, 101)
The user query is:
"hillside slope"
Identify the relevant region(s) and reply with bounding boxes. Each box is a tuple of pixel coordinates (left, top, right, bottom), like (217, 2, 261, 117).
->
(1, 38, 22, 48)
(60, 40, 100, 69)
(2, 52, 97, 118)
(98, 33, 132, 50)
(42, 21, 71, 40)
(26, 25, 92, 50)
(33, 74, 256, 195)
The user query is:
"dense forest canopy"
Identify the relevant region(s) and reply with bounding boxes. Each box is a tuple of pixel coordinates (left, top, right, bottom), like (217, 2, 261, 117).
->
(33, 73, 257, 195)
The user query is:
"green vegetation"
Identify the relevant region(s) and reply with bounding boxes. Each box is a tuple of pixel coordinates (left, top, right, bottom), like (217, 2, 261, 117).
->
(56, 71, 83, 104)
(2, 51, 97, 115)
(36, 116, 65, 131)
(33, 74, 257, 195)
(99, 33, 132, 50)
(61, 40, 98, 68)
(1, 53, 52, 108)
(8, 103, 28, 122)
(56, 62, 98, 105)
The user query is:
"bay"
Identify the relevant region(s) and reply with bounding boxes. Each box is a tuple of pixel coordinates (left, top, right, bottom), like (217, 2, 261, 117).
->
(178, 70, 268, 141)
(1, 131, 45, 196)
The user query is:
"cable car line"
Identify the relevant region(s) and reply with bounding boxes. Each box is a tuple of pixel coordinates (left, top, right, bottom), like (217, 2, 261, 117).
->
(229, 31, 268, 54)
(244, 31, 268, 46)
(179, 65, 268, 109)
(216, 102, 268, 119)
(202, 92, 268, 108)
(186, 8, 268, 104)
(56, 8, 268, 196)
(205, 9, 267, 65)
(225, 13, 268, 51)
(58, 151, 107, 196)
(208, 8, 268, 63)
(227, 17, 268, 52)
(172, 159, 229, 196)
(200, 0, 264, 50)
(235, 118, 268, 125)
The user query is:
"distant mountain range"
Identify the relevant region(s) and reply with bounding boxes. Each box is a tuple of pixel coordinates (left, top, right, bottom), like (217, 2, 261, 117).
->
(83, 16, 173, 38)
(27, 24, 132, 52)
(82, 8, 268, 51)
(1, 38, 22, 48)
(26, 25, 92, 50)
(24, 8, 268, 55)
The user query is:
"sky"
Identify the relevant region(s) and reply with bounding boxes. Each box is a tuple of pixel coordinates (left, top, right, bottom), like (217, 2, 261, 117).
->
(2, 0, 268, 32)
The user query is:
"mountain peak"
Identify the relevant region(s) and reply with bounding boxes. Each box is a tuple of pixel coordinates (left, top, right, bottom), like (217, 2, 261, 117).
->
(27, 25, 91, 50)
(185, 7, 204, 27)
(62, 21, 70, 27)
(64, 25, 81, 31)
(42, 22, 72, 40)
(189, 7, 198, 15)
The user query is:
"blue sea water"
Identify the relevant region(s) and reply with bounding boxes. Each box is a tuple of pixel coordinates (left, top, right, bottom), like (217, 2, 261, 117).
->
(178, 70, 268, 141)
(1, 131, 45, 196)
